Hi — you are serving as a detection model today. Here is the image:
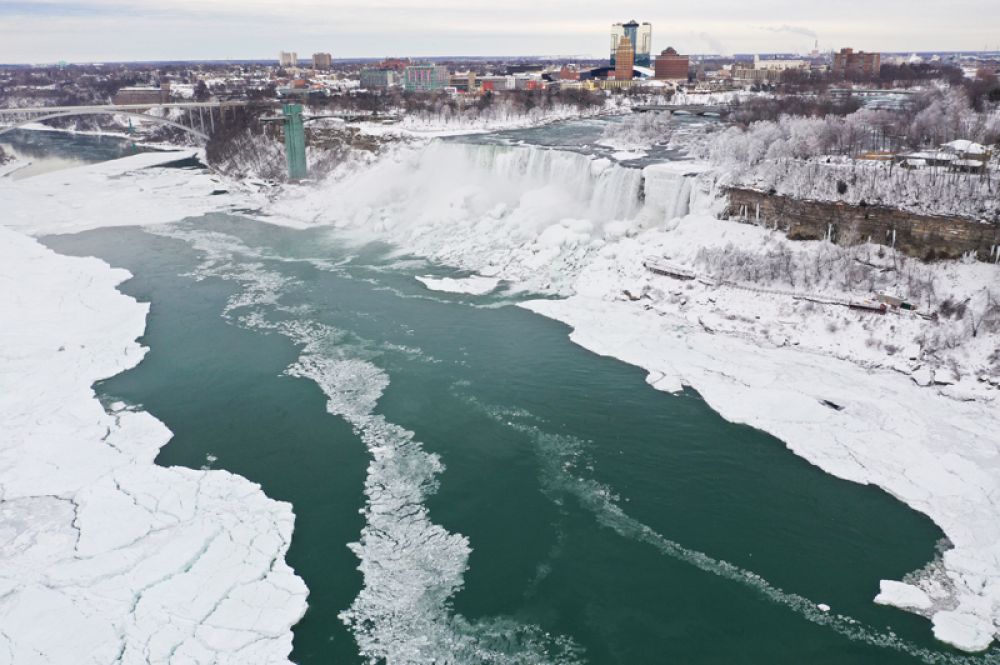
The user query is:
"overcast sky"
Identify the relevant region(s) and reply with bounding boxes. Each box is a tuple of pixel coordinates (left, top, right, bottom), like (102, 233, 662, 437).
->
(2, 0, 999, 63)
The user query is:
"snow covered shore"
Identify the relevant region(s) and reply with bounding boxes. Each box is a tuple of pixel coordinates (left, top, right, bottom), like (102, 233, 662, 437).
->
(523, 293, 1000, 652)
(1, 157, 307, 662)
(0, 150, 266, 235)
(532, 224, 1000, 653)
(271, 137, 1000, 652)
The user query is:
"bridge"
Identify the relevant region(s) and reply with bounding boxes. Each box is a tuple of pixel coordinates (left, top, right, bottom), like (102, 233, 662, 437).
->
(633, 104, 730, 117)
(0, 100, 315, 180)
(0, 101, 264, 142)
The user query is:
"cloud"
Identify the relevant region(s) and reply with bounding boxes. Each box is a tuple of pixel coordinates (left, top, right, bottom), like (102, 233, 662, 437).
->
(1, 1, 999, 62)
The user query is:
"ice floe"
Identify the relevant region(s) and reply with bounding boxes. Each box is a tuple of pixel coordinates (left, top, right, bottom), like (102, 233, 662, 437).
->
(0, 225, 307, 663)
(416, 274, 501, 295)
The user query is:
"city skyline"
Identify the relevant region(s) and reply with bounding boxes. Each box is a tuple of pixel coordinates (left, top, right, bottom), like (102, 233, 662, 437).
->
(2, 0, 1000, 63)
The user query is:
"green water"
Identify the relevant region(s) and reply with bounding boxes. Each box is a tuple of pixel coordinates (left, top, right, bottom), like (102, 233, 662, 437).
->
(44, 214, 989, 664)
(1, 128, 156, 178)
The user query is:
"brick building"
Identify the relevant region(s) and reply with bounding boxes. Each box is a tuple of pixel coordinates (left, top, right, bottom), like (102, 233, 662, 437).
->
(614, 36, 635, 81)
(654, 47, 689, 81)
(312, 52, 332, 70)
(833, 48, 881, 78)
(113, 84, 171, 105)
(559, 65, 581, 81)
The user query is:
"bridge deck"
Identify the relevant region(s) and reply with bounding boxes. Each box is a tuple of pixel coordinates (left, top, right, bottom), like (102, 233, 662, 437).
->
(0, 101, 265, 117)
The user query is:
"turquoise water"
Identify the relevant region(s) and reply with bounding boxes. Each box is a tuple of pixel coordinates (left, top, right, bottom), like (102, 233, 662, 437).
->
(44, 212, 994, 665)
(0, 128, 157, 178)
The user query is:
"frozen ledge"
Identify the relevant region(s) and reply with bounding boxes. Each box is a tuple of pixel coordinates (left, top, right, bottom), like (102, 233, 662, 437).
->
(0, 226, 307, 663)
(523, 295, 1000, 653)
(0, 149, 255, 237)
(415, 274, 501, 295)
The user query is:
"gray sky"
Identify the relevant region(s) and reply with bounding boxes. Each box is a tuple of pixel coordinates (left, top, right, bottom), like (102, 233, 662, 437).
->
(2, 0, 999, 63)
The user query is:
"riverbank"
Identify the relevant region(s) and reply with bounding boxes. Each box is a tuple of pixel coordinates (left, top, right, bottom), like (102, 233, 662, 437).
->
(0, 149, 271, 234)
(267, 135, 1000, 653)
(0, 154, 308, 663)
(6, 124, 999, 657)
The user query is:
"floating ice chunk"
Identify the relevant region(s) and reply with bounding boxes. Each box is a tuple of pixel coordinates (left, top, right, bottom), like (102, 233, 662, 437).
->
(0, 226, 307, 663)
(612, 150, 648, 161)
(932, 609, 995, 652)
(874, 580, 932, 611)
(415, 274, 500, 295)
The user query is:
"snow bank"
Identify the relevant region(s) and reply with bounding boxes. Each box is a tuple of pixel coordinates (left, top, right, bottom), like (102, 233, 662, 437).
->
(0, 149, 261, 235)
(2, 153, 308, 662)
(415, 274, 500, 295)
(0, 225, 307, 663)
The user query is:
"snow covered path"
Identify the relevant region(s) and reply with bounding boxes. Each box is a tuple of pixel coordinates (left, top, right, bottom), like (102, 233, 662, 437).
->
(0, 157, 307, 663)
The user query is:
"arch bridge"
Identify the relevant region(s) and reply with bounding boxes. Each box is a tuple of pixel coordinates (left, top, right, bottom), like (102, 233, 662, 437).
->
(0, 101, 261, 142)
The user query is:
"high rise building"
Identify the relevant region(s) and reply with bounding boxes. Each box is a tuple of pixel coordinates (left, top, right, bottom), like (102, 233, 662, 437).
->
(312, 52, 332, 70)
(279, 51, 298, 68)
(654, 48, 689, 81)
(832, 48, 882, 78)
(402, 64, 450, 92)
(611, 20, 651, 68)
(360, 68, 396, 89)
(615, 36, 635, 81)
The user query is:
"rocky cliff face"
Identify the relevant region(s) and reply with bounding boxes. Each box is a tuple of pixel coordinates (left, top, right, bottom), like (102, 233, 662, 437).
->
(727, 188, 1000, 262)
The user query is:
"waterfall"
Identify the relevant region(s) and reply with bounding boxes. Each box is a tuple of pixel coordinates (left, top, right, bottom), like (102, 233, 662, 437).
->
(289, 138, 707, 292)
(405, 141, 647, 223)
(305, 139, 701, 260)
(635, 164, 697, 224)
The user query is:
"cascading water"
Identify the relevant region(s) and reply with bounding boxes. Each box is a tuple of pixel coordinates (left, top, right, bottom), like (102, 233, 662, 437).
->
(285, 139, 702, 292)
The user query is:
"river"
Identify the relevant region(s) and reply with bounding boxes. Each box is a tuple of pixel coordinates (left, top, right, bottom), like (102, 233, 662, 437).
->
(32, 126, 993, 664)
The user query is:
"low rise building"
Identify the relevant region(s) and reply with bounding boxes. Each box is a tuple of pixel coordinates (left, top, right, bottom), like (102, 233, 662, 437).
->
(478, 75, 515, 91)
(360, 68, 396, 89)
(731, 55, 807, 85)
(113, 83, 171, 105)
(558, 65, 580, 81)
(654, 47, 689, 81)
(833, 48, 881, 78)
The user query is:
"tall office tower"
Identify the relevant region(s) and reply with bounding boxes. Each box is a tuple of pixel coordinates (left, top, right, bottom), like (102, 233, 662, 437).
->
(611, 21, 652, 68)
(615, 36, 635, 80)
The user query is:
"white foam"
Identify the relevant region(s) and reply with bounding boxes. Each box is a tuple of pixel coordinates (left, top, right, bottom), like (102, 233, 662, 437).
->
(160, 223, 584, 664)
